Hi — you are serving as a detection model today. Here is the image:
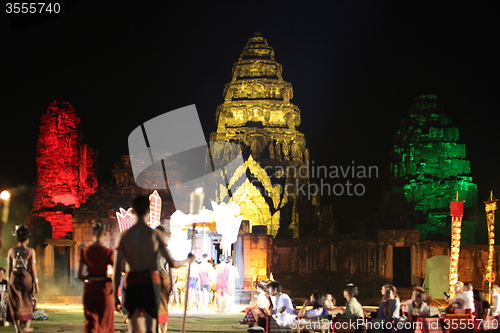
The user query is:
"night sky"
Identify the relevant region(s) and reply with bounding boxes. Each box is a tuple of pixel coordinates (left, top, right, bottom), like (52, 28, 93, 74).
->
(1, 1, 498, 232)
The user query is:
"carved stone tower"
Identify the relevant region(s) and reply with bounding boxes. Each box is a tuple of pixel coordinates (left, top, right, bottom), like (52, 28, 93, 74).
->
(210, 33, 315, 237)
(32, 101, 98, 239)
(389, 95, 478, 243)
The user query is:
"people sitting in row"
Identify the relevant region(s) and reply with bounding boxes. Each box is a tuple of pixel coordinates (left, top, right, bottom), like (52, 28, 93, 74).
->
(244, 279, 500, 330)
(297, 284, 364, 320)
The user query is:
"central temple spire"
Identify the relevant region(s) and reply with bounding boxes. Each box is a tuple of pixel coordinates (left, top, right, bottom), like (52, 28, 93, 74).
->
(212, 33, 303, 156)
(238, 32, 276, 61)
(210, 34, 317, 237)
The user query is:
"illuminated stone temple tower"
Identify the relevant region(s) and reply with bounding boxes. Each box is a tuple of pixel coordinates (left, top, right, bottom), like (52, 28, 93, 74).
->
(389, 95, 478, 243)
(210, 33, 316, 237)
(32, 101, 98, 239)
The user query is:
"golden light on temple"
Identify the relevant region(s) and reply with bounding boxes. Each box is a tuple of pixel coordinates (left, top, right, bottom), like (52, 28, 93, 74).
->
(209, 33, 314, 238)
(218, 155, 288, 236)
(484, 191, 497, 283)
(449, 196, 464, 298)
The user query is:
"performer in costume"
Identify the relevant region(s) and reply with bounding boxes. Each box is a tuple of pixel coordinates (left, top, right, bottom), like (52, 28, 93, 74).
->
(7, 225, 39, 333)
(239, 280, 271, 327)
(113, 195, 194, 333)
(215, 254, 227, 313)
(174, 266, 188, 309)
(209, 261, 217, 308)
(155, 226, 172, 333)
(223, 256, 239, 313)
(187, 259, 201, 311)
(78, 222, 114, 333)
(198, 254, 214, 310)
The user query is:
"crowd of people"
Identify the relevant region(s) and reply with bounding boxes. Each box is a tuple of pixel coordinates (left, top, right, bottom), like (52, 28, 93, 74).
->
(0, 195, 196, 333)
(0, 194, 242, 333)
(169, 253, 239, 313)
(240, 280, 344, 331)
(241, 280, 500, 332)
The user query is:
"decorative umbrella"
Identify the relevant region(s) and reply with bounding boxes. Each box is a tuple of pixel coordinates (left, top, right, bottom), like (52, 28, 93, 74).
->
(211, 201, 242, 258)
(169, 210, 192, 260)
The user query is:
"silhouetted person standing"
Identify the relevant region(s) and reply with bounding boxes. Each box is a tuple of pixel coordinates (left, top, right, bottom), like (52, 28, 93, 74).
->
(113, 195, 194, 333)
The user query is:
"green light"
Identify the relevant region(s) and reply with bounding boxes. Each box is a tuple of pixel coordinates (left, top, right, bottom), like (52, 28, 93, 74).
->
(391, 95, 478, 243)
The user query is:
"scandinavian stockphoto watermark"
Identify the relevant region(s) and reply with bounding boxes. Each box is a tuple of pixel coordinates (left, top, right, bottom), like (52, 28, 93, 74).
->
(256, 161, 379, 199)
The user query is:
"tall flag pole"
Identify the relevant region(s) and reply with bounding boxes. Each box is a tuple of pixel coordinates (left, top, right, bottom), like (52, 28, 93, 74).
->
(449, 191, 464, 298)
(181, 187, 204, 333)
(484, 191, 497, 285)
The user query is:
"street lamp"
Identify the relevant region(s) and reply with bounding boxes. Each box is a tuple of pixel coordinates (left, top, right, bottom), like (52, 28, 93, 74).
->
(0, 190, 10, 223)
(0, 190, 11, 248)
(0, 190, 10, 200)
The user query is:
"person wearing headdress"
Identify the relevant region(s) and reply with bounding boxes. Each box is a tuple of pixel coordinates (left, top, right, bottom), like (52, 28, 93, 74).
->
(6, 225, 39, 333)
(239, 280, 271, 327)
(78, 222, 114, 333)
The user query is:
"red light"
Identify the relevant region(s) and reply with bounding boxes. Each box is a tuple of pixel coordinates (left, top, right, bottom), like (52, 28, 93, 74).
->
(32, 101, 98, 239)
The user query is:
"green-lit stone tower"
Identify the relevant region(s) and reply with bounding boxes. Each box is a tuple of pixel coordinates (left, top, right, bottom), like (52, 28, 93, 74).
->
(390, 95, 478, 243)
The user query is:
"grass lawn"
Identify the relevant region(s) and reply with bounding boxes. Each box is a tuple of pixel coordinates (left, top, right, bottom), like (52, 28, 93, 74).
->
(0, 309, 246, 333)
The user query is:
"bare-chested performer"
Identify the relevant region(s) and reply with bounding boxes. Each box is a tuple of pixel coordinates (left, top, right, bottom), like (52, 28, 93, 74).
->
(113, 195, 195, 333)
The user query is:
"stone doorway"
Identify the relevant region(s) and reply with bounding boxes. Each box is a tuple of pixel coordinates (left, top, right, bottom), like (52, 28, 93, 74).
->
(43, 238, 78, 285)
(393, 247, 412, 287)
(54, 246, 70, 284)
